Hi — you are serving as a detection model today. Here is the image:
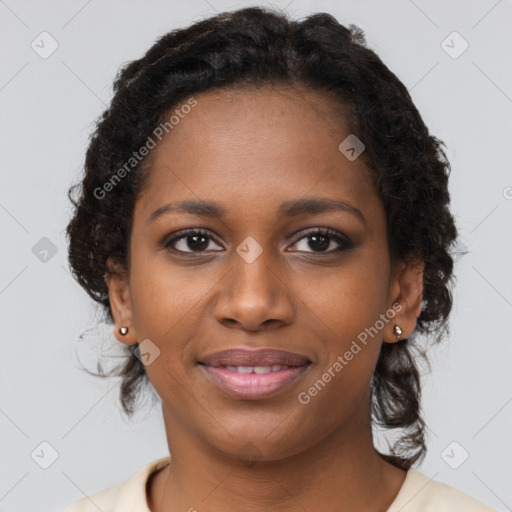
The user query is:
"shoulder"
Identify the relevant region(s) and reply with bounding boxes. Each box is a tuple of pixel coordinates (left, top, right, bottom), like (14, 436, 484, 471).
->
(60, 456, 171, 512)
(387, 468, 497, 512)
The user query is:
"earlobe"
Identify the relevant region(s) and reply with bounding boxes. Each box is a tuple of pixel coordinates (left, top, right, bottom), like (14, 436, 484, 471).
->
(104, 260, 138, 345)
(384, 254, 424, 344)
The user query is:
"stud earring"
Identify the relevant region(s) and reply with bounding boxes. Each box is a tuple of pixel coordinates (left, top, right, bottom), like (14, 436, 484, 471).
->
(393, 325, 403, 339)
(119, 326, 129, 336)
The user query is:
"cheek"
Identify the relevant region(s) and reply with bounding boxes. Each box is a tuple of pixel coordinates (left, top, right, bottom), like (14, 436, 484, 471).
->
(128, 252, 211, 337)
(296, 254, 390, 386)
(292, 270, 386, 433)
(127, 254, 220, 390)
(303, 257, 390, 340)
(126, 265, 201, 402)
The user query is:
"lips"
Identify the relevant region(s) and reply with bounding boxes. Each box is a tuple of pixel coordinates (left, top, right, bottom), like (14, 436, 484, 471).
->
(199, 348, 310, 367)
(198, 348, 311, 400)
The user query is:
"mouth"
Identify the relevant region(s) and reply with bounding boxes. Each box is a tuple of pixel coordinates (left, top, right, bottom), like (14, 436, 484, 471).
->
(197, 348, 312, 400)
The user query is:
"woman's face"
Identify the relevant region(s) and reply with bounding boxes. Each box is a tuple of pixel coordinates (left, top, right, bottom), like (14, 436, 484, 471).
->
(107, 85, 423, 461)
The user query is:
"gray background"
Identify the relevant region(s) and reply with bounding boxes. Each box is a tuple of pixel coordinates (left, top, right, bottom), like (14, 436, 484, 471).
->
(1, 1, 511, 511)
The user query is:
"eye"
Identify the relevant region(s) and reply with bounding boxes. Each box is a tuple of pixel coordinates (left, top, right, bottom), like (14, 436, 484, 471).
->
(162, 227, 353, 256)
(163, 228, 223, 254)
(288, 228, 353, 255)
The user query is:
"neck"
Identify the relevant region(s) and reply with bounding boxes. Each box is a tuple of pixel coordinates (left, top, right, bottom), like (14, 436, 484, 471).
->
(148, 395, 406, 512)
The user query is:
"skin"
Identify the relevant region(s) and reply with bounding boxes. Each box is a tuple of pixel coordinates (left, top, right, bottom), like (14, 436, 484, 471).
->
(105, 85, 424, 512)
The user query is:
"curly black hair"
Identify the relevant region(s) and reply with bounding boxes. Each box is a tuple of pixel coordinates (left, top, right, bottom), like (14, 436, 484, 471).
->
(66, 6, 459, 471)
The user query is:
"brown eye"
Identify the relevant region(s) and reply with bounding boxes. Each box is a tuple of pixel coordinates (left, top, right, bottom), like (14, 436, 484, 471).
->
(164, 229, 223, 254)
(306, 234, 330, 251)
(288, 228, 353, 255)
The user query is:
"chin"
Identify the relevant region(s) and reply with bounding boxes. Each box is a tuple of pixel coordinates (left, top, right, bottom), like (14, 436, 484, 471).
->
(204, 423, 314, 464)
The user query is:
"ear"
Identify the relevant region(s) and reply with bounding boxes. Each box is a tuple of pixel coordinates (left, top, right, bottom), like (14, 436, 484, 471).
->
(384, 253, 424, 344)
(104, 257, 138, 346)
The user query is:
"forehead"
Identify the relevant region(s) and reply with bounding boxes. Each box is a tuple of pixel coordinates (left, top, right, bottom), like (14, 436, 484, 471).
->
(136, 85, 377, 219)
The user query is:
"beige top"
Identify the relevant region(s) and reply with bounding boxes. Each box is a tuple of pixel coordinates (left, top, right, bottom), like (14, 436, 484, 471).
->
(61, 456, 497, 511)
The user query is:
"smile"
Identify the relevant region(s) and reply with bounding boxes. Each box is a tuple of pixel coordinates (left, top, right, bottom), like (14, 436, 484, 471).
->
(199, 362, 311, 399)
(197, 347, 312, 399)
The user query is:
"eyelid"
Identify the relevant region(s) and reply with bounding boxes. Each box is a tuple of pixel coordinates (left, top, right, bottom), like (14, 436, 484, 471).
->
(288, 226, 349, 242)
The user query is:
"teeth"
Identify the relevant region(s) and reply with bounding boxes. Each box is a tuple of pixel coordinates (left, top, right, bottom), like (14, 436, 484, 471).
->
(237, 366, 254, 374)
(254, 366, 272, 374)
(225, 365, 284, 373)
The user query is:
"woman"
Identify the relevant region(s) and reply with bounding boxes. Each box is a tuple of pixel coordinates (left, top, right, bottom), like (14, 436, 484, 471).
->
(63, 6, 496, 511)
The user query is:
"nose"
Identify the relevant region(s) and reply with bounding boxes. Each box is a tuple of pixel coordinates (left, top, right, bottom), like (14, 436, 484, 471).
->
(213, 247, 294, 332)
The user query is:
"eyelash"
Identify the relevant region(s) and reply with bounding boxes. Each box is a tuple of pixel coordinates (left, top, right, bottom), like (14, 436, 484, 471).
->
(162, 227, 353, 257)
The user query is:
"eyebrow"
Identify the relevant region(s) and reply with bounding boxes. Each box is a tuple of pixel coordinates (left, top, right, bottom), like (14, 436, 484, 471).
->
(147, 197, 366, 225)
